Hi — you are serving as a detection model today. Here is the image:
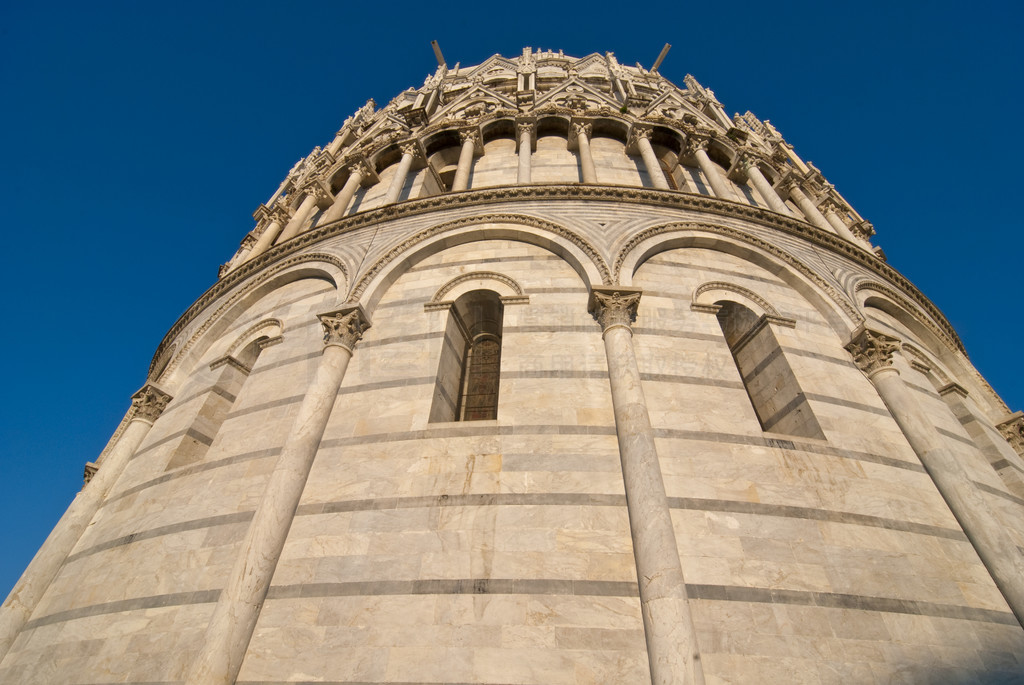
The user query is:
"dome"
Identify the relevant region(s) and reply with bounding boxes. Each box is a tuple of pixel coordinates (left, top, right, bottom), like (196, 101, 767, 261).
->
(2, 48, 1023, 684)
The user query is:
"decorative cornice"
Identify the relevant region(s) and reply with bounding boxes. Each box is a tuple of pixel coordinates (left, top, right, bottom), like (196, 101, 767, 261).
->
(318, 305, 371, 351)
(845, 327, 902, 378)
(692, 281, 783, 318)
(130, 384, 173, 424)
(589, 287, 642, 333)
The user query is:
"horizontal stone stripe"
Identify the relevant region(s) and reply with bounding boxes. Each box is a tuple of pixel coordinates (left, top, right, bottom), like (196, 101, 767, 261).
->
(740, 345, 784, 384)
(641, 258, 786, 286)
(782, 347, 857, 369)
(248, 350, 320, 375)
(687, 584, 1018, 626)
(131, 422, 223, 460)
(523, 286, 588, 294)
(108, 448, 280, 503)
(266, 578, 638, 600)
(668, 498, 966, 541)
(803, 392, 891, 417)
(319, 424, 618, 448)
(23, 590, 221, 629)
(504, 369, 608, 380)
(936, 426, 981, 448)
(407, 255, 562, 274)
(974, 481, 1024, 506)
(639, 373, 743, 389)
(631, 327, 724, 343)
(338, 376, 435, 395)
(759, 394, 808, 432)
(226, 394, 306, 420)
(170, 383, 239, 410)
(503, 324, 600, 334)
(991, 458, 1024, 476)
(296, 492, 626, 516)
(66, 512, 254, 563)
(239, 682, 524, 685)
(357, 330, 445, 349)
(652, 428, 925, 473)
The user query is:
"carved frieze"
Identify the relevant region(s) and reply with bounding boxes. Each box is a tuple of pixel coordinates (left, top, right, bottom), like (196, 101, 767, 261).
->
(845, 327, 901, 377)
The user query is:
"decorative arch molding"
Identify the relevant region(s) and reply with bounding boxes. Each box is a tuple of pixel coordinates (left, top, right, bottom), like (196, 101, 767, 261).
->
(692, 281, 782, 318)
(152, 253, 347, 384)
(855, 281, 963, 355)
(348, 213, 610, 312)
(900, 341, 953, 384)
(226, 319, 284, 357)
(614, 221, 861, 334)
(425, 272, 528, 311)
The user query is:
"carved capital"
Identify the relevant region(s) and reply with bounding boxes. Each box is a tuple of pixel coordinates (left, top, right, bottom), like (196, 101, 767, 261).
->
(83, 462, 98, 486)
(516, 121, 534, 137)
(589, 287, 643, 333)
(852, 220, 876, 240)
(130, 384, 173, 423)
(267, 201, 293, 225)
(628, 126, 652, 147)
(399, 140, 421, 157)
(845, 327, 901, 378)
(819, 198, 845, 217)
(347, 161, 372, 179)
(996, 412, 1024, 455)
(318, 305, 371, 351)
(683, 135, 710, 157)
(571, 122, 592, 139)
(458, 129, 479, 145)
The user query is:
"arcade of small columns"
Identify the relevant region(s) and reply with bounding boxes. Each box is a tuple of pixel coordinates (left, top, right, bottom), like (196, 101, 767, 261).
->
(226, 116, 874, 272)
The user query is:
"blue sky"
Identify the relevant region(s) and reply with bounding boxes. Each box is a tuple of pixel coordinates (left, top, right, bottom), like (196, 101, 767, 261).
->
(1, 1, 1021, 597)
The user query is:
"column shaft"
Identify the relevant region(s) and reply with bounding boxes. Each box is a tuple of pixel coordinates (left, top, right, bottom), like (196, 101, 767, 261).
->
(384, 151, 415, 205)
(576, 129, 597, 183)
(871, 369, 1024, 628)
(186, 308, 367, 685)
(592, 290, 705, 685)
(318, 170, 363, 226)
(517, 126, 532, 184)
(0, 386, 170, 662)
(245, 219, 284, 261)
(451, 135, 476, 191)
(822, 205, 859, 243)
(745, 165, 791, 215)
(693, 148, 731, 200)
(276, 193, 319, 244)
(637, 136, 670, 190)
(788, 185, 833, 232)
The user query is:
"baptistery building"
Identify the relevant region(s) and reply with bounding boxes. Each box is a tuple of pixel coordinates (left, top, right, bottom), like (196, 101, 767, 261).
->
(2, 48, 1023, 684)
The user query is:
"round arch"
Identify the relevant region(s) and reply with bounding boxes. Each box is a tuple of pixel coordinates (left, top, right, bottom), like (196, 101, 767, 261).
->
(614, 222, 861, 335)
(349, 214, 609, 315)
(153, 253, 347, 386)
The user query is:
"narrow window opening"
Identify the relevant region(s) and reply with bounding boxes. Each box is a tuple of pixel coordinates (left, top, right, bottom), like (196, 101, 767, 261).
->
(430, 290, 504, 422)
(716, 301, 824, 439)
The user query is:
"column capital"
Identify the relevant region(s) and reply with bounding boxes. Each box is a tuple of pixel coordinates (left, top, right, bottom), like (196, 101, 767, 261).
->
(399, 139, 423, 158)
(627, 125, 653, 147)
(996, 412, 1024, 455)
(130, 383, 173, 424)
(851, 220, 876, 240)
(818, 197, 846, 217)
(267, 201, 293, 225)
(589, 287, 643, 334)
(516, 120, 535, 136)
(774, 171, 805, 198)
(458, 128, 479, 145)
(571, 121, 592, 139)
(845, 326, 902, 378)
(318, 305, 371, 352)
(682, 134, 710, 158)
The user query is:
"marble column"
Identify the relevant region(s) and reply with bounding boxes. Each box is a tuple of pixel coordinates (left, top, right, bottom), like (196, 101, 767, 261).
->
(317, 162, 371, 226)
(590, 287, 705, 685)
(819, 199, 859, 243)
(276, 182, 332, 244)
(244, 204, 292, 263)
(383, 142, 418, 205)
(632, 128, 670, 190)
(0, 384, 172, 662)
(739, 156, 791, 215)
(782, 180, 834, 233)
(451, 130, 478, 191)
(846, 327, 1024, 630)
(573, 123, 598, 183)
(186, 306, 370, 685)
(517, 122, 533, 184)
(687, 138, 731, 200)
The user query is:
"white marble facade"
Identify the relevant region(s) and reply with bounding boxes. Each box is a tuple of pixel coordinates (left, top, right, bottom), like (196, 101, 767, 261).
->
(2, 49, 1023, 685)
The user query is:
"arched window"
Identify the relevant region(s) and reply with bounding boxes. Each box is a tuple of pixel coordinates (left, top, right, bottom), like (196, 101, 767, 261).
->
(716, 301, 824, 439)
(430, 290, 504, 422)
